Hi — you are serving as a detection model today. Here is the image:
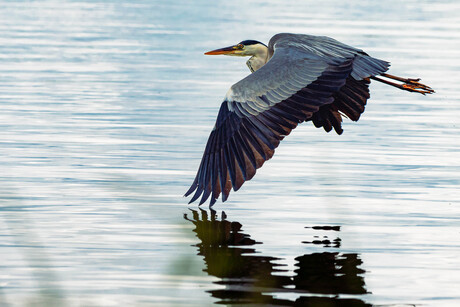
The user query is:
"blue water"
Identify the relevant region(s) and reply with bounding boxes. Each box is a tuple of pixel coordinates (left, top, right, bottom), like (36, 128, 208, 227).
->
(1, 0, 459, 306)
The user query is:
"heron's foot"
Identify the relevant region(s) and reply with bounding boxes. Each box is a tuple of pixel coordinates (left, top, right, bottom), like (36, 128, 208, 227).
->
(380, 73, 435, 95)
(401, 82, 435, 95)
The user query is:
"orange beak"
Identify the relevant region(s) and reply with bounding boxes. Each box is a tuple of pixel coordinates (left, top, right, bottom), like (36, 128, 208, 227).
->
(204, 45, 238, 55)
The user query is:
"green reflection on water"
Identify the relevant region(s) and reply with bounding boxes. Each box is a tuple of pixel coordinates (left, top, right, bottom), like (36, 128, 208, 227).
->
(185, 209, 370, 306)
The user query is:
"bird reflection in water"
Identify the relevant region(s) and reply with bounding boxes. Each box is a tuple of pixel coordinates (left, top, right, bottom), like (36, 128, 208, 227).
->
(184, 209, 370, 306)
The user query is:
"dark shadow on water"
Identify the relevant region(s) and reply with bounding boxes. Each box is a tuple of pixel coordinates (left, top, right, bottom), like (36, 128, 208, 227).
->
(184, 209, 370, 306)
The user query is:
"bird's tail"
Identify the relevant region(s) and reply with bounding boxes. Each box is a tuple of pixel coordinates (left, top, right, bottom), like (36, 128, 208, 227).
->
(370, 73, 434, 95)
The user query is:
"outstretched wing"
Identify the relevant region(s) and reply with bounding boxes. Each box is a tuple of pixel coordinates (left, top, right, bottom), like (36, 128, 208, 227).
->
(186, 34, 389, 206)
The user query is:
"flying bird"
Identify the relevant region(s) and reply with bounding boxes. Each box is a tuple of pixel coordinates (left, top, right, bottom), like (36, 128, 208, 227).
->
(185, 33, 434, 206)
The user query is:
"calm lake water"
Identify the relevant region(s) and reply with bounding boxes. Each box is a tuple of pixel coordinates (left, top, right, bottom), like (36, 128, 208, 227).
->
(1, 0, 459, 306)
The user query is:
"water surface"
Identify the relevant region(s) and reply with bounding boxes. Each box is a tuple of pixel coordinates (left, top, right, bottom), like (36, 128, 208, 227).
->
(1, 0, 459, 306)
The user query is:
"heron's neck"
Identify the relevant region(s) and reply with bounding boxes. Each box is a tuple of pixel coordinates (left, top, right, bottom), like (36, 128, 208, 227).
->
(246, 45, 268, 73)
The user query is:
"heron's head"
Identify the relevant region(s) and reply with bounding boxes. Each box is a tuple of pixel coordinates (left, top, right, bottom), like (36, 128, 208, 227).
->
(205, 40, 267, 57)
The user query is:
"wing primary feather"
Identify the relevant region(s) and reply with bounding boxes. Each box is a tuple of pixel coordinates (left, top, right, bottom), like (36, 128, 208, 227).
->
(240, 120, 267, 160)
(256, 112, 289, 135)
(184, 177, 198, 197)
(210, 153, 221, 206)
(334, 97, 360, 120)
(251, 117, 283, 150)
(223, 143, 238, 190)
(222, 169, 232, 202)
(229, 137, 247, 181)
(233, 132, 257, 180)
(273, 103, 308, 122)
(270, 105, 302, 123)
(188, 183, 203, 204)
(200, 134, 216, 185)
(284, 98, 318, 115)
(198, 151, 213, 205)
(211, 117, 228, 203)
(199, 181, 212, 205)
(262, 109, 296, 129)
(233, 157, 246, 191)
(336, 92, 363, 119)
(250, 116, 280, 142)
(185, 134, 213, 197)
(197, 127, 222, 205)
(300, 87, 334, 99)
(221, 152, 232, 202)
(292, 91, 330, 106)
(209, 127, 223, 205)
(194, 132, 215, 187)
(210, 181, 220, 206)
(187, 157, 207, 203)
(243, 118, 276, 150)
(234, 131, 257, 170)
(307, 82, 342, 93)
(329, 108, 344, 135)
(321, 116, 333, 132)
(341, 87, 367, 110)
(261, 108, 296, 130)
(226, 115, 249, 180)
(333, 78, 369, 121)
(218, 150, 228, 200)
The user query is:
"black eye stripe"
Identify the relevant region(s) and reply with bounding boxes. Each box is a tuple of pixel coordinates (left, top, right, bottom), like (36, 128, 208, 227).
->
(238, 40, 266, 47)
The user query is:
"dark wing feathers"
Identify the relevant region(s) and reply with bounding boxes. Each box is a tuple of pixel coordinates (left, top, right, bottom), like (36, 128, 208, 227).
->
(186, 33, 390, 206)
(185, 60, 355, 206)
(312, 77, 370, 134)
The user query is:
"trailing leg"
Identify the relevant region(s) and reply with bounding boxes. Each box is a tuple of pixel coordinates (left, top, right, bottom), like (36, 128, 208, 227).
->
(371, 73, 434, 95)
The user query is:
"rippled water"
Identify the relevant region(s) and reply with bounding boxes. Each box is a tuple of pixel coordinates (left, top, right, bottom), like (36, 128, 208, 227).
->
(1, 0, 459, 306)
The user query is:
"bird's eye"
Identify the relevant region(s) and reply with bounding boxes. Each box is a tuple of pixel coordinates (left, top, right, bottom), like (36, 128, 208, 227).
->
(237, 44, 244, 49)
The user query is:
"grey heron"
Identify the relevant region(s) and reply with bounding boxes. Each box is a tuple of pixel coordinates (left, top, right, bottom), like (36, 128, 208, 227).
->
(185, 33, 434, 206)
